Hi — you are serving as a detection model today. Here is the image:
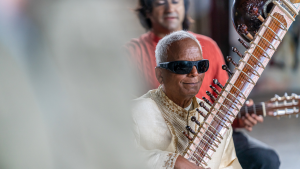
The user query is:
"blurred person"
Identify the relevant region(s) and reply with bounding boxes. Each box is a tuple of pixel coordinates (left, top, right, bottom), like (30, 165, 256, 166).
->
(0, 0, 147, 168)
(126, 0, 280, 169)
(132, 31, 241, 169)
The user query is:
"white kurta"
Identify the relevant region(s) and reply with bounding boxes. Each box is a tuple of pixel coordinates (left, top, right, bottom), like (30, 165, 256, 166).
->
(132, 87, 242, 169)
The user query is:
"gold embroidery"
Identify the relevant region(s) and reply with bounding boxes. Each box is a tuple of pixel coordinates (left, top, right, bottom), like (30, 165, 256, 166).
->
(163, 153, 179, 169)
(148, 86, 205, 154)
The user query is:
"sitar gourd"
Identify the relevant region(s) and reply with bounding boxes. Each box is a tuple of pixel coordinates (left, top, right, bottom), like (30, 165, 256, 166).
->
(182, 0, 300, 167)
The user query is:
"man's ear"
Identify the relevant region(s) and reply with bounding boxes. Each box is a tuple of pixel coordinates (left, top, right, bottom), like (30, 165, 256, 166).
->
(155, 67, 163, 84)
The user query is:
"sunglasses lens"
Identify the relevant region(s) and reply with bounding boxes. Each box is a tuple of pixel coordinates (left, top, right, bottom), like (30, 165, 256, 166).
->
(173, 61, 192, 74)
(198, 60, 209, 73)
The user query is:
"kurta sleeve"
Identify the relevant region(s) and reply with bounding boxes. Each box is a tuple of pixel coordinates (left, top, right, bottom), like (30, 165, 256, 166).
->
(218, 127, 242, 169)
(132, 115, 179, 169)
(132, 98, 180, 169)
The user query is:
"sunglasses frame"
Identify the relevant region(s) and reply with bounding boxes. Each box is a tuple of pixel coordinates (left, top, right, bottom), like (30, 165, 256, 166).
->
(157, 59, 209, 74)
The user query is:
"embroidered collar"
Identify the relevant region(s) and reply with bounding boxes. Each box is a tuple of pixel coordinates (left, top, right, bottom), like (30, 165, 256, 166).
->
(154, 85, 200, 119)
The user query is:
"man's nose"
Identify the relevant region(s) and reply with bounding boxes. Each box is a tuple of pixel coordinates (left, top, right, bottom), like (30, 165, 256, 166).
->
(165, 0, 175, 12)
(188, 66, 199, 76)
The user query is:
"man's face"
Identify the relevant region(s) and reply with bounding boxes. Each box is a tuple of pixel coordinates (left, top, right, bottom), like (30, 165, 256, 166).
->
(161, 38, 205, 98)
(148, 0, 185, 33)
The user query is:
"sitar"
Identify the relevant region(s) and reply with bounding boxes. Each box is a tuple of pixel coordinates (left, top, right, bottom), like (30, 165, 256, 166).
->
(182, 0, 300, 167)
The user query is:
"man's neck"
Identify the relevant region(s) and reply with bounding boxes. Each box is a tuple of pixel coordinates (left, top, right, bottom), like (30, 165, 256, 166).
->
(151, 29, 170, 38)
(151, 27, 182, 38)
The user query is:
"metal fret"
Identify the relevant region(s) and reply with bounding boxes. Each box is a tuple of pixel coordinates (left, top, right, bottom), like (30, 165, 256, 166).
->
(201, 124, 222, 143)
(245, 51, 266, 69)
(186, 151, 205, 166)
(196, 129, 219, 149)
(220, 90, 244, 106)
(215, 101, 236, 119)
(220, 96, 240, 111)
(239, 60, 261, 77)
(261, 23, 283, 42)
(250, 40, 272, 59)
(189, 145, 211, 160)
(211, 107, 233, 124)
(235, 68, 256, 85)
(253, 104, 256, 115)
(203, 121, 224, 140)
(269, 14, 288, 31)
(209, 111, 230, 130)
(256, 34, 277, 53)
(226, 82, 248, 100)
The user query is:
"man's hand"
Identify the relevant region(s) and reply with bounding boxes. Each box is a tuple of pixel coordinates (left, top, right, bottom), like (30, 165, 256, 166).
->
(174, 155, 210, 169)
(238, 99, 264, 131)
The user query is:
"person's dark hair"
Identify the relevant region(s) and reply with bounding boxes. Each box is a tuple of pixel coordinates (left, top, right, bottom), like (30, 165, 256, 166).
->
(135, 0, 191, 30)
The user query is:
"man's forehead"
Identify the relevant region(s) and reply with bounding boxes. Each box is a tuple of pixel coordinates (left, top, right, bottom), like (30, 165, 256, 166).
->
(166, 38, 202, 61)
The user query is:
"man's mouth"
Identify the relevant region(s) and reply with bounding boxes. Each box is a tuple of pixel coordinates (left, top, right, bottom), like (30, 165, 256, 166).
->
(164, 16, 177, 20)
(183, 81, 200, 85)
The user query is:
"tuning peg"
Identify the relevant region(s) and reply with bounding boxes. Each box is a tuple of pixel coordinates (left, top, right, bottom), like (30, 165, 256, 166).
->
(238, 24, 254, 40)
(182, 131, 193, 141)
(226, 56, 238, 67)
(285, 92, 288, 97)
(213, 79, 224, 89)
(202, 97, 213, 107)
(206, 91, 216, 101)
(196, 108, 207, 118)
(199, 102, 210, 112)
(232, 47, 245, 58)
(186, 126, 197, 135)
(191, 116, 201, 126)
(249, 6, 265, 22)
(238, 38, 250, 49)
(222, 65, 233, 75)
(210, 85, 220, 95)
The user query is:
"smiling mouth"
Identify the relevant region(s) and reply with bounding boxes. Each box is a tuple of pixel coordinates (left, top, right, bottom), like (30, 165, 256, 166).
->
(164, 17, 177, 20)
(183, 82, 200, 85)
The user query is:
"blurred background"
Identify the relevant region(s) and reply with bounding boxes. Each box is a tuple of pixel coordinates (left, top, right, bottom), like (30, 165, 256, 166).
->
(0, 0, 299, 168)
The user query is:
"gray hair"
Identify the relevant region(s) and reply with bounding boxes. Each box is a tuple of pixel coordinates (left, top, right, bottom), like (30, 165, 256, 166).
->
(155, 30, 202, 66)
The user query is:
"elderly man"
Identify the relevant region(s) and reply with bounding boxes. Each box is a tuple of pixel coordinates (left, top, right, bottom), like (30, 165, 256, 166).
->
(132, 31, 242, 169)
(128, 1, 280, 169)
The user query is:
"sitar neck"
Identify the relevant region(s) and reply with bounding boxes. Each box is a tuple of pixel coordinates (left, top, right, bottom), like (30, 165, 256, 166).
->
(183, 1, 300, 167)
(238, 102, 267, 118)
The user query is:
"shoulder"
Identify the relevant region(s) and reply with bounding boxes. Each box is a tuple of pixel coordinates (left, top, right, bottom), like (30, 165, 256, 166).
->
(132, 93, 164, 124)
(126, 32, 151, 48)
(189, 32, 219, 47)
(125, 32, 153, 58)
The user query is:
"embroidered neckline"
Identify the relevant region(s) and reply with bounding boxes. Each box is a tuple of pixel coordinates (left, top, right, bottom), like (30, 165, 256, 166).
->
(155, 85, 200, 119)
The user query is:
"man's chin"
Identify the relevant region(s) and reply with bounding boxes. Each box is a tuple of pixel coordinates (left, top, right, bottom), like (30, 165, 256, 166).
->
(162, 23, 180, 32)
(183, 87, 200, 97)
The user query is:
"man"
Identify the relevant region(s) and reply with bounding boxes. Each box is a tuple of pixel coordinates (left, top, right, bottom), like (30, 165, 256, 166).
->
(127, 0, 280, 169)
(132, 31, 242, 169)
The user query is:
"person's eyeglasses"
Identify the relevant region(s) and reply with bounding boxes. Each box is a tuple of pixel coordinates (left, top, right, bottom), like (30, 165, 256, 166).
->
(157, 60, 209, 74)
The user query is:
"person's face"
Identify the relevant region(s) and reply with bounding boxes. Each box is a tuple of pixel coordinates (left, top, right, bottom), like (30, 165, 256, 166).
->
(158, 38, 205, 99)
(148, 0, 185, 33)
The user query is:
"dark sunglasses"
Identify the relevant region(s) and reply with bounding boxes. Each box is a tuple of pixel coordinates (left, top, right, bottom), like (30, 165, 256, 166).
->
(157, 60, 209, 74)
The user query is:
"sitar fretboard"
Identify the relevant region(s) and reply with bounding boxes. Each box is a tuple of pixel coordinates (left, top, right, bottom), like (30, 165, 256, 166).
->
(183, 1, 300, 167)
